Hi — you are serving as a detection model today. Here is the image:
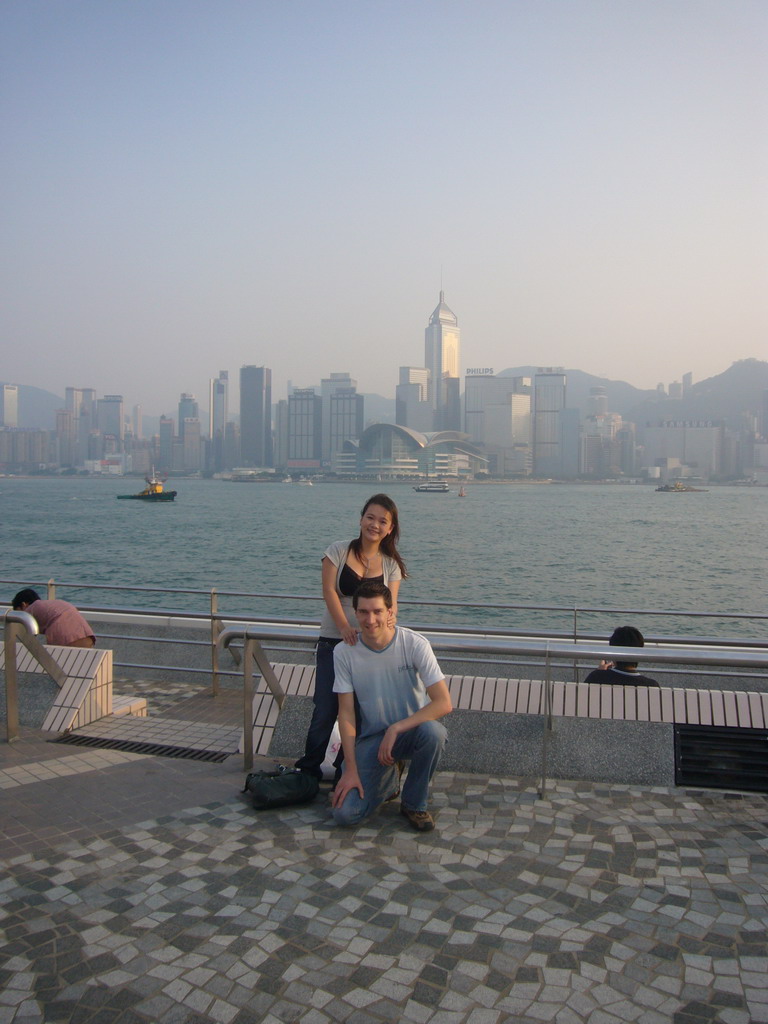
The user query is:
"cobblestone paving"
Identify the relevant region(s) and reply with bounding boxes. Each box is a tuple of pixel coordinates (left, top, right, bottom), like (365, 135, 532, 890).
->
(2, 752, 767, 1024)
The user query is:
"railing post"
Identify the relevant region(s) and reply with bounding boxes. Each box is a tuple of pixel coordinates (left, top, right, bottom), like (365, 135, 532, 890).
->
(210, 589, 219, 697)
(573, 606, 578, 682)
(47, 578, 56, 600)
(539, 646, 552, 799)
(4, 620, 20, 742)
(243, 637, 255, 771)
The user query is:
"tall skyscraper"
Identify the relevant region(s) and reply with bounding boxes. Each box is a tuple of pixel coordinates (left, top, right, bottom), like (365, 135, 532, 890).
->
(209, 371, 229, 472)
(533, 369, 566, 477)
(240, 366, 273, 467)
(424, 291, 461, 431)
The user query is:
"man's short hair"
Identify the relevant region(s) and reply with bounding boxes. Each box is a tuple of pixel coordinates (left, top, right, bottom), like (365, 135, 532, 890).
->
(12, 588, 40, 609)
(609, 625, 644, 648)
(352, 581, 393, 610)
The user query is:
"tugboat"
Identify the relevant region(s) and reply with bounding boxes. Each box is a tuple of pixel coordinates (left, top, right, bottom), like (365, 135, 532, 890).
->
(655, 481, 708, 493)
(117, 468, 177, 502)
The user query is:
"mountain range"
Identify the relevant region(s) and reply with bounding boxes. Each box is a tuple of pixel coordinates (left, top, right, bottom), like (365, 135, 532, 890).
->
(3, 359, 767, 432)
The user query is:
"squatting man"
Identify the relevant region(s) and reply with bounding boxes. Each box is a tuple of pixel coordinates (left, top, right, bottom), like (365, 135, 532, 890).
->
(330, 581, 452, 832)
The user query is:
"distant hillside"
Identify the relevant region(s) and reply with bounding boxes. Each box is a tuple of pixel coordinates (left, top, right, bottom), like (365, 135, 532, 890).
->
(499, 367, 655, 418)
(362, 392, 395, 424)
(499, 361, 768, 427)
(0, 382, 63, 430)
(627, 359, 768, 428)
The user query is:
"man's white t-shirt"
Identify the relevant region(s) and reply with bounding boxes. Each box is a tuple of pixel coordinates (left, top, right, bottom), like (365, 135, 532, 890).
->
(333, 626, 444, 740)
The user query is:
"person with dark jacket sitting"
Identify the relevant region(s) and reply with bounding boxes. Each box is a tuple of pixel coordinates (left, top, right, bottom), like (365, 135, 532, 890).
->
(11, 589, 95, 648)
(584, 625, 659, 687)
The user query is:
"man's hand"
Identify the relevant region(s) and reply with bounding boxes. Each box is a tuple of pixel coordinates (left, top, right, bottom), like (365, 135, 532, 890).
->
(599, 659, 615, 670)
(377, 724, 401, 766)
(331, 767, 363, 808)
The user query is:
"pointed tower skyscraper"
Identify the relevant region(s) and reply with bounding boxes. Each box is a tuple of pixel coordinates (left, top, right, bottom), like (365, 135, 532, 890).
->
(424, 290, 461, 431)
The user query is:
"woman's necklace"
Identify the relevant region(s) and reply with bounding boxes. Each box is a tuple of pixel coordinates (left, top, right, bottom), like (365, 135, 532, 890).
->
(360, 553, 370, 578)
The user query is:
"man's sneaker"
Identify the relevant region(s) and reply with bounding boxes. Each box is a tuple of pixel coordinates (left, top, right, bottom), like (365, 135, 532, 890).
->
(400, 804, 435, 832)
(384, 761, 405, 803)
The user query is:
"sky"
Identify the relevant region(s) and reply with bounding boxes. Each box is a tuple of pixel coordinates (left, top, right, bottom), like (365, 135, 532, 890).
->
(1, 0, 766, 417)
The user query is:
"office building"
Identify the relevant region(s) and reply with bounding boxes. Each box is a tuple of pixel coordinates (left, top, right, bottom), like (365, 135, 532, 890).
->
(321, 373, 363, 465)
(178, 394, 199, 442)
(641, 421, 724, 480)
(0, 384, 19, 428)
(157, 416, 174, 473)
(287, 388, 322, 468)
(424, 291, 461, 431)
(97, 395, 125, 452)
(464, 372, 532, 476)
(396, 367, 432, 432)
(329, 389, 364, 471)
(181, 418, 202, 471)
(240, 366, 273, 467)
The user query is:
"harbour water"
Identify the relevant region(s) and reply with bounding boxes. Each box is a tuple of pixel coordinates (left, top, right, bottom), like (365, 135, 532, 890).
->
(1, 476, 766, 638)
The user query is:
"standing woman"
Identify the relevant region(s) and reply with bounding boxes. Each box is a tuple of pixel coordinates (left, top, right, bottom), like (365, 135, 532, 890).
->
(296, 493, 408, 780)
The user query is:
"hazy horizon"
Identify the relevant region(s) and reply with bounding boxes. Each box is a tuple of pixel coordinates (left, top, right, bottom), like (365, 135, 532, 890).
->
(2, 1, 766, 416)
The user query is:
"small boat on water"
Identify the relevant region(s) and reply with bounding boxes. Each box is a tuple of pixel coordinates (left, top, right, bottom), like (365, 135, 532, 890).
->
(655, 481, 708, 493)
(117, 469, 177, 502)
(413, 480, 450, 493)
(458, 486, 466, 497)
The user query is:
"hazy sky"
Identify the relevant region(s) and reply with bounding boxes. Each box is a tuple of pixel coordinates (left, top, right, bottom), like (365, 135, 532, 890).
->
(2, 0, 766, 416)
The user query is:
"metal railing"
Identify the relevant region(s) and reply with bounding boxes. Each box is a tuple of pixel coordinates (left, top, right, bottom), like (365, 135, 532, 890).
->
(216, 623, 768, 796)
(2, 577, 766, 695)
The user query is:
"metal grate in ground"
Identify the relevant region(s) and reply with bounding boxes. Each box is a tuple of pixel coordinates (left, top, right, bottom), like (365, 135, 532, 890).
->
(51, 732, 233, 762)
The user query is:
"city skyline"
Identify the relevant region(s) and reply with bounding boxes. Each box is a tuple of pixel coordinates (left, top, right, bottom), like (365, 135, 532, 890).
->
(2, 2, 766, 414)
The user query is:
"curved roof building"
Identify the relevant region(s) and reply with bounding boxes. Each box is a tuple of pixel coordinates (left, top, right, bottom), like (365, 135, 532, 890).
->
(339, 423, 487, 478)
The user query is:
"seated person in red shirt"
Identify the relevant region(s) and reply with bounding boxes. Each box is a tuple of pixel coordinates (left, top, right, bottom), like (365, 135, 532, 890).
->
(584, 625, 659, 687)
(11, 589, 95, 648)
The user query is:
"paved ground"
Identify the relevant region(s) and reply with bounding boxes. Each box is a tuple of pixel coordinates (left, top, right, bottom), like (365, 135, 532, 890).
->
(1, 678, 767, 1024)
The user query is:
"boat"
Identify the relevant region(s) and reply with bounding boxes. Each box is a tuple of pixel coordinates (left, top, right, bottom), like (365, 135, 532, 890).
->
(413, 480, 450, 493)
(117, 469, 177, 501)
(296, 477, 313, 486)
(458, 486, 466, 497)
(655, 481, 708, 492)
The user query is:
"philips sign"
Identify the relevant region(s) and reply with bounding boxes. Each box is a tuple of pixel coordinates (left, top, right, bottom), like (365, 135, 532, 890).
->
(466, 368, 494, 376)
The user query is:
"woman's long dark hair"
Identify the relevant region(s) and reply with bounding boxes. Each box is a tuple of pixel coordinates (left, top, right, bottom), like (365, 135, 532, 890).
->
(348, 493, 408, 578)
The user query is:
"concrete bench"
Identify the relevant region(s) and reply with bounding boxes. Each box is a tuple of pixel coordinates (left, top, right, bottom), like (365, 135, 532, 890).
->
(0, 642, 146, 732)
(246, 663, 768, 789)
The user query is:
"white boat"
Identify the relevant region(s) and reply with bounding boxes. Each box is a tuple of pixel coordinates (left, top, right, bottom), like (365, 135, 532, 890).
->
(413, 480, 450, 493)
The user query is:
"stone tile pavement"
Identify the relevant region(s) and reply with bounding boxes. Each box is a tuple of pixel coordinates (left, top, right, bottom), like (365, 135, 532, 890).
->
(1, 679, 768, 1024)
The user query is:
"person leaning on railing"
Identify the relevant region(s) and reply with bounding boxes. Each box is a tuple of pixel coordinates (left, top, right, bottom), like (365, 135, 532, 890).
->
(584, 625, 659, 687)
(11, 588, 95, 648)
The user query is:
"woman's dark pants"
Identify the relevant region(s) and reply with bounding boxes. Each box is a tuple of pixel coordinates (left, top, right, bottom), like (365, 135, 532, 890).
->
(295, 638, 341, 780)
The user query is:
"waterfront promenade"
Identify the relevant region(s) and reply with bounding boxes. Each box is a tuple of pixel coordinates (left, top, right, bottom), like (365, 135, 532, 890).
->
(1, 677, 767, 1024)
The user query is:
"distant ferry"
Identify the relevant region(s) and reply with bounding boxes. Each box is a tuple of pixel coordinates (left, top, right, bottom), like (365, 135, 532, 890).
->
(413, 480, 450, 493)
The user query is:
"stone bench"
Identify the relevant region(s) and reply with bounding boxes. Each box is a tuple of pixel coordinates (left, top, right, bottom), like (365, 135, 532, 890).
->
(0, 643, 146, 732)
(246, 663, 768, 789)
